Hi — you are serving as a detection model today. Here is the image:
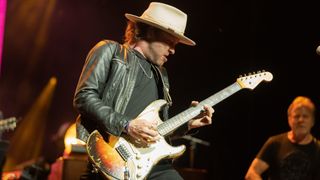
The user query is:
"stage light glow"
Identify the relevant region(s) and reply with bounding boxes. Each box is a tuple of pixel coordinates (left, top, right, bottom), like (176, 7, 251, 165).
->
(63, 123, 85, 156)
(0, 0, 7, 74)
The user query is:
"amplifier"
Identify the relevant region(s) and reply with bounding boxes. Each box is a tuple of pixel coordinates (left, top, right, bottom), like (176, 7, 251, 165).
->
(48, 156, 87, 180)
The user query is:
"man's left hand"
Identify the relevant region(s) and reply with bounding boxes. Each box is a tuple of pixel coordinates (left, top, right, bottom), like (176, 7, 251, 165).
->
(188, 101, 214, 130)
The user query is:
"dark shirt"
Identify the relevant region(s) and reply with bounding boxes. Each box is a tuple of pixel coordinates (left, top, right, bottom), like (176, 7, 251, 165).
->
(124, 50, 173, 174)
(124, 50, 159, 119)
(257, 133, 320, 180)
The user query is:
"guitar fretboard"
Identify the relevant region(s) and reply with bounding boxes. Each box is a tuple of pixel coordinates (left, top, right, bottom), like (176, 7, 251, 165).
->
(158, 82, 241, 136)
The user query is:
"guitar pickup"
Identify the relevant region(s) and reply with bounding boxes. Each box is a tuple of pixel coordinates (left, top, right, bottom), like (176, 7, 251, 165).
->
(115, 144, 131, 161)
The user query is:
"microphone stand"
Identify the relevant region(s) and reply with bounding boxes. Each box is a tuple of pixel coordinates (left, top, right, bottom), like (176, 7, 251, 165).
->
(182, 135, 210, 168)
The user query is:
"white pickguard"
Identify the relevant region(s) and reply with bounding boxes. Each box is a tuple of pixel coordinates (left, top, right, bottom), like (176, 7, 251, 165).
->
(114, 135, 185, 180)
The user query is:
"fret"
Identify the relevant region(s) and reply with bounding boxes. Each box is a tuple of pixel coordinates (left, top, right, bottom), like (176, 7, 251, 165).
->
(158, 83, 241, 136)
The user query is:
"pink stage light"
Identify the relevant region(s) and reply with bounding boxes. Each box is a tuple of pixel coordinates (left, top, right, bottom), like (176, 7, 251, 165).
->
(0, 0, 6, 74)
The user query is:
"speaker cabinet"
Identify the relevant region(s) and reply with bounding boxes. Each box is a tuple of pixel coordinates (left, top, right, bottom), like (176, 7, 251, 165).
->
(48, 156, 87, 180)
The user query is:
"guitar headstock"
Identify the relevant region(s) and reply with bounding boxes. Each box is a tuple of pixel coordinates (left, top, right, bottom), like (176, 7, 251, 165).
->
(237, 70, 273, 90)
(0, 117, 17, 132)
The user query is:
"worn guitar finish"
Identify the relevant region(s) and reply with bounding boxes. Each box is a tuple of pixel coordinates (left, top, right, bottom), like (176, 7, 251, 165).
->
(87, 71, 273, 180)
(87, 100, 185, 180)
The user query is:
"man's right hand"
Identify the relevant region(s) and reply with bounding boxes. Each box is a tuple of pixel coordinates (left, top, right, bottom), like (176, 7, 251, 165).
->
(127, 118, 160, 144)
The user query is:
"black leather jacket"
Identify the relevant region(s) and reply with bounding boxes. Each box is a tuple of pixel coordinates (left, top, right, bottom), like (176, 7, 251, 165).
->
(73, 40, 171, 141)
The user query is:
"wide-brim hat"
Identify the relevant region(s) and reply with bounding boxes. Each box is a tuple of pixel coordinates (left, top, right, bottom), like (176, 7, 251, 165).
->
(125, 2, 196, 46)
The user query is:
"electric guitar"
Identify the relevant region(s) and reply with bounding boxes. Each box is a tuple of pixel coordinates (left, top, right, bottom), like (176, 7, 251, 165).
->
(0, 117, 17, 132)
(86, 71, 273, 180)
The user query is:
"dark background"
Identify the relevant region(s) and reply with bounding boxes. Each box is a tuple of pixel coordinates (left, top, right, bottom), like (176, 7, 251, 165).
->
(1, 0, 320, 179)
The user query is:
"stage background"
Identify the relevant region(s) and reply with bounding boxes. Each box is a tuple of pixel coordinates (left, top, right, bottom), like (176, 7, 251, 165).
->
(1, 0, 320, 179)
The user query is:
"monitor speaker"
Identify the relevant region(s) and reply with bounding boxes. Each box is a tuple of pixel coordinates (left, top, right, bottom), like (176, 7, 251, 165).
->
(48, 156, 87, 180)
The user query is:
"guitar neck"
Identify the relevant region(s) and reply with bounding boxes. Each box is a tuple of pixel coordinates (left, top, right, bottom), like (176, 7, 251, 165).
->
(158, 82, 242, 136)
(0, 117, 17, 132)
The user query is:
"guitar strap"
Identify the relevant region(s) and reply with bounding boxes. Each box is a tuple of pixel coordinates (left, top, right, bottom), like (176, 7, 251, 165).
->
(151, 65, 172, 104)
(151, 64, 172, 121)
